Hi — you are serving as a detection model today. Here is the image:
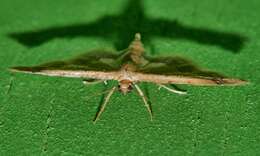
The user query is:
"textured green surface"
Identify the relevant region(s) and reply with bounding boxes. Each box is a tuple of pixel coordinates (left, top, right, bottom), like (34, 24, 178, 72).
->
(0, 0, 259, 155)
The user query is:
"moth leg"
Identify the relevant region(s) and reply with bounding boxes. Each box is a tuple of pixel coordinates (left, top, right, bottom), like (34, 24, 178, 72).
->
(134, 84, 153, 121)
(93, 86, 116, 123)
(82, 79, 107, 85)
(158, 84, 187, 95)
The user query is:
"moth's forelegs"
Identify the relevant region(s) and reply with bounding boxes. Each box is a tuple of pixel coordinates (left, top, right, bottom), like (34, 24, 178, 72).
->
(158, 84, 187, 95)
(134, 84, 153, 121)
(93, 86, 116, 123)
(82, 79, 108, 85)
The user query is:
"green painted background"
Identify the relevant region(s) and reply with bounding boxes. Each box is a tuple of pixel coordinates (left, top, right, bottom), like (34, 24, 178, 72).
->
(0, 0, 259, 155)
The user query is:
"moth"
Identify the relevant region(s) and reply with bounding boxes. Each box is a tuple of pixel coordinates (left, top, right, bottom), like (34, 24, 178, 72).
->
(10, 33, 247, 123)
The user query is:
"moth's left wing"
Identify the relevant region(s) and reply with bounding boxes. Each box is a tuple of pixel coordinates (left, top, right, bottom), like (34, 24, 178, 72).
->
(10, 50, 123, 80)
(134, 56, 247, 86)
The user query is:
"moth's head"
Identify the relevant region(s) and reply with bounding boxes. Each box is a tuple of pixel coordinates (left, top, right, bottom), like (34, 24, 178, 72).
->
(118, 80, 133, 95)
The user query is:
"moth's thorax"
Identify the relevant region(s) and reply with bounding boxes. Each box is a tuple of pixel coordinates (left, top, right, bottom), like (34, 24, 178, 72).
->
(118, 79, 133, 94)
(118, 64, 136, 82)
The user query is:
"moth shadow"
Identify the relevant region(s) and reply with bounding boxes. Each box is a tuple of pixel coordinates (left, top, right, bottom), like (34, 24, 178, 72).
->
(8, 0, 247, 53)
(170, 84, 187, 92)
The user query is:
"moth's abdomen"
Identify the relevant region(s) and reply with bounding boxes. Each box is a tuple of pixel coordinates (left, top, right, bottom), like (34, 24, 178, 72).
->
(128, 33, 145, 65)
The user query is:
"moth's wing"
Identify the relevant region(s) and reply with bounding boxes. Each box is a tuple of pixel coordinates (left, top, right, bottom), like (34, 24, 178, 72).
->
(10, 50, 123, 80)
(135, 56, 246, 85)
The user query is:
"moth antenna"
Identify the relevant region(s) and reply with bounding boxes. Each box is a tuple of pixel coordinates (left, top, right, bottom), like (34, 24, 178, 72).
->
(158, 84, 187, 95)
(133, 84, 153, 121)
(93, 86, 117, 123)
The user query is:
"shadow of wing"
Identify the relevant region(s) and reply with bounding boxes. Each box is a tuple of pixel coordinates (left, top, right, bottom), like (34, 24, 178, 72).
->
(150, 19, 247, 52)
(8, 16, 117, 47)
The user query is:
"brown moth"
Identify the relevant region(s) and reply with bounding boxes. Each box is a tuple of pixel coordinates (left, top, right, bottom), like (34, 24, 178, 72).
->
(10, 33, 247, 123)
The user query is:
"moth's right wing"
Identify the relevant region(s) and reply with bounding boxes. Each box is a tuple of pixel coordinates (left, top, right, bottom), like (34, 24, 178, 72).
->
(10, 50, 123, 80)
